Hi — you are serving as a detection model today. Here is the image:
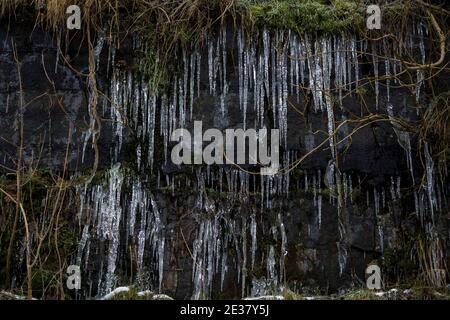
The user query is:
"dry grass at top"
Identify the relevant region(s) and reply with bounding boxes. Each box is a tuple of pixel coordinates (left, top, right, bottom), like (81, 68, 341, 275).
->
(0, 0, 239, 32)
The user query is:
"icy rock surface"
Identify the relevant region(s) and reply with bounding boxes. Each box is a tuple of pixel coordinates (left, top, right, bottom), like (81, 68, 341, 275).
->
(0, 21, 448, 300)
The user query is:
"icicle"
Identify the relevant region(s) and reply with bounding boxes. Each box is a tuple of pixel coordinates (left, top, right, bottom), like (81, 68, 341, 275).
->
(129, 180, 141, 236)
(76, 225, 90, 266)
(279, 214, 287, 283)
(147, 93, 157, 170)
(390, 176, 396, 201)
(343, 173, 348, 206)
(385, 59, 391, 102)
(137, 187, 147, 270)
(405, 133, 415, 185)
(318, 194, 322, 229)
(189, 51, 195, 120)
(337, 242, 347, 276)
(106, 37, 116, 78)
(267, 245, 277, 285)
(160, 94, 169, 162)
(158, 238, 165, 292)
(322, 38, 336, 159)
(292, 35, 300, 99)
(288, 31, 294, 95)
(222, 26, 227, 90)
(415, 70, 424, 103)
(308, 36, 326, 112)
(250, 213, 257, 270)
(81, 164, 124, 295)
(221, 239, 228, 291)
(110, 69, 124, 160)
(299, 40, 306, 86)
(94, 30, 105, 71)
(325, 160, 336, 202)
(349, 175, 353, 204)
(335, 37, 343, 106)
(424, 143, 435, 222)
(178, 77, 186, 128)
(208, 38, 215, 95)
(418, 22, 426, 64)
(278, 35, 288, 147)
(136, 145, 142, 171)
(378, 224, 384, 254)
(149, 194, 165, 293)
(241, 219, 247, 298)
(415, 23, 425, 104)
(196, 50, 201, 98)
(372, 44, 379, 110)
(374, 187, 380, 216)
(238, 29, 244, 112)
(351, 36, 359, 87)
(55, 30, 61, 74)
(243, 43, 249, 130)
(270, 39, 277, 128)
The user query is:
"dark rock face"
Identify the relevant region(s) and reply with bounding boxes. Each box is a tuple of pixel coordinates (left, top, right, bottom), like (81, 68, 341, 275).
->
(0, 22, 448, 300)
(0, 27, 87, 171)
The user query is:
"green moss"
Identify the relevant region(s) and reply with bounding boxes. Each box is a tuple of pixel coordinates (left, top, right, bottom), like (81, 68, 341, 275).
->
(341, 287, 450, 300)
(240, 0, 364, 34)
(282, 288, 304, 300)
(355, 86, 368, 97)
(342, 289, 383, 300)
(407, 287, 450, 300)
(382, 247, 419, 285)
(0, 170, 80, 298)
(111, 287, 154, 300)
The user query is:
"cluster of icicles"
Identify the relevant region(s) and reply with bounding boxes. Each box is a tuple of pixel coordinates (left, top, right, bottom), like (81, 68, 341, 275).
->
(76, 165, 165, 297)
(81, 23, 428, 170)
(75, 162, 448, 298)
(73, 22, 449, 298)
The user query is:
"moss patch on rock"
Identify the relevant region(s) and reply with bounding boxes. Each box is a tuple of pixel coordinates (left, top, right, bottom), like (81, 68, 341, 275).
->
(240, 0, 364, 34)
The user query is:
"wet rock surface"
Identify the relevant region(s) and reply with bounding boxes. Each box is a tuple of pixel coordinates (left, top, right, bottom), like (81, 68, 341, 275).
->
(0, 20, 448, 300)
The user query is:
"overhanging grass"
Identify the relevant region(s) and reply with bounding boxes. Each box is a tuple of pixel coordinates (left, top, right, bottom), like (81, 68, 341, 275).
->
(239, 0, 364, 34)
(0, 0, 404, 35)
